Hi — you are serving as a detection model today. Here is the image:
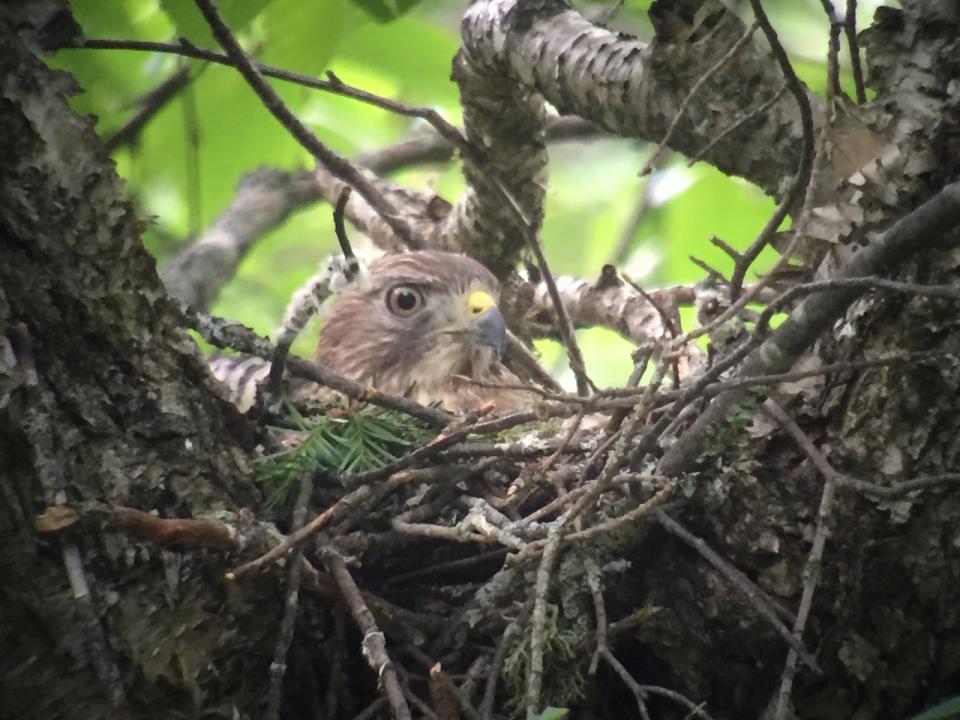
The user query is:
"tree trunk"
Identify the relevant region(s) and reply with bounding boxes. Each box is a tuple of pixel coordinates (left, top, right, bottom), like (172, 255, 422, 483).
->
(0, 12, 285, 719)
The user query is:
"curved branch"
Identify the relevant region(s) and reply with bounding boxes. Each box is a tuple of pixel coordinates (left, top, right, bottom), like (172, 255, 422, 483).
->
(447, 0, 822, 273)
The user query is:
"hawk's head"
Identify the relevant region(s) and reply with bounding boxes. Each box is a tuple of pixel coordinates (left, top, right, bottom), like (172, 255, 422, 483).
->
(316, 251, 521, 411)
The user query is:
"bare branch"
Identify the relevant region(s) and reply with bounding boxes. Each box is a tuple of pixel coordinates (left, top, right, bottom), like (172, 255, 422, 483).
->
(192, 0, 415, 246)
(659, 180, 960, 477)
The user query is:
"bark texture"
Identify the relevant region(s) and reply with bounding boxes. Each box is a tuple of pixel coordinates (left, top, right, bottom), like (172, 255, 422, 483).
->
(0, 12, 283, 720)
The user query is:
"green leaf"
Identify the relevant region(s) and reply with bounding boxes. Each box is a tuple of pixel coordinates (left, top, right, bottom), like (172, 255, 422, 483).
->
(348, 0, 424, 23)
(909, 697, 960, 720)
(260, 0, 349, 76)
(530, 709, 569, 720)
(160, 0, 271, 47)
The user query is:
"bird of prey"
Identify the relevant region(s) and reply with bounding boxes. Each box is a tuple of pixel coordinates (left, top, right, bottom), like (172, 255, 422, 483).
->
(210, 251, 527, 413)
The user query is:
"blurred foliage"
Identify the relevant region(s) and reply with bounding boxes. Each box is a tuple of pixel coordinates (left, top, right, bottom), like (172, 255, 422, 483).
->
(51, 0, 895, 388)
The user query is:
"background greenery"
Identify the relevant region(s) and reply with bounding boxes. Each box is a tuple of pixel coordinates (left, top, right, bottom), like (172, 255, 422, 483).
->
(51, 0, 895, 389)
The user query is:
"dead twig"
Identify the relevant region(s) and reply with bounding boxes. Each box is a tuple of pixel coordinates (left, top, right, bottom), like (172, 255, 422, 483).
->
(321, 545, 412, 720)
(192, 0, 415, 246)
(655, 510, 819, 671)
(729, 0, 816, 299)
(761, 400, 836, 720)
(844, 0, 868, 103)
(266, 474, 312, 720)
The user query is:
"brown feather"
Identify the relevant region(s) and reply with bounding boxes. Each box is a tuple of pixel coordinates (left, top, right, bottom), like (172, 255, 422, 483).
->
(315, 251, 530, 413)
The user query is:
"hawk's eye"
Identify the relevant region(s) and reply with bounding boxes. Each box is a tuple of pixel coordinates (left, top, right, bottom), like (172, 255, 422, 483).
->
(385, 285, 425, 317)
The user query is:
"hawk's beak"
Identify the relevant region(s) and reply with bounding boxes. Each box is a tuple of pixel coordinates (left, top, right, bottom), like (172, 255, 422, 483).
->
(466, 290, 506, 359)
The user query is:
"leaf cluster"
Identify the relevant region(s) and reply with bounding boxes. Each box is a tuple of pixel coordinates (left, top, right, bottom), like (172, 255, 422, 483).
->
(255, 403, 432, 509)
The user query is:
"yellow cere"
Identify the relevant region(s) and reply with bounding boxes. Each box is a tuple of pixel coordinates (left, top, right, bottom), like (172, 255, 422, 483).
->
(466, 290, 496, 316)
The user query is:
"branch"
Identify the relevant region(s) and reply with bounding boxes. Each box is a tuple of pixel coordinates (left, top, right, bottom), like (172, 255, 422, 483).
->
(320, 546, 412, 720)
(192, 0, 415, 246)
(186, 310, 454, 427)
(530, 269, 697, 345)
(452, 0, 820, 276)
(103, 64, 196, 152)
(659, 180, 960, 477)
(161, 168, 321, 310)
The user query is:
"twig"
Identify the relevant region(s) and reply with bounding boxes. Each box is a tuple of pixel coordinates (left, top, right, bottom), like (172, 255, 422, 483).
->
(729, 0, 816, 299)
(525, 521, 565, 717)
(818, 0, 843, 103)
(265, 188, 361, 401)
(481, 602, 532, 720)
(186, 309, 454, 426)
(585, 557, 609, 676)
(522, 221, 595, 396)
(321, 545, 412, 720)
(760, 401, 836, 720)
(757, 277, 960, 333)
(72, 36, 485, 191)
(844, 0, 867, 103)
(191, 0, 414, 246)
(837, 473, 960, 498)
(403, 684, 442, 720)
(266, 473, 312, 720)
(228, 485, 371, 580)
(636, 685, 717, 720)
(655, 510, 819, 671)
(600, 649, 652, 720)
(103, 64, 196, 152)
(639, 20, 759, 177)
(175, 76, 199, 241)
(659, 180, 960, 477)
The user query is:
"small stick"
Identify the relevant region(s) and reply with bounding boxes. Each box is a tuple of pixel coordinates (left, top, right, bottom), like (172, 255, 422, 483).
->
(321, 545, 412, 720)
(265, 473, 312, 720)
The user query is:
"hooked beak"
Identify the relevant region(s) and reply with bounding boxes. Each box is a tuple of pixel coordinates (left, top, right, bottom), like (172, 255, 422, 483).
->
(468, 306, 507, 359)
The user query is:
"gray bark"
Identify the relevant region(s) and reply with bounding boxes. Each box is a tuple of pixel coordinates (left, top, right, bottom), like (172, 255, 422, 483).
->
(0, 11, 281, 719)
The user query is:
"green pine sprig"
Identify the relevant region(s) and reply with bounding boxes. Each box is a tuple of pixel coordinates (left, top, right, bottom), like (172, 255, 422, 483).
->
(255, 402, 432, 510)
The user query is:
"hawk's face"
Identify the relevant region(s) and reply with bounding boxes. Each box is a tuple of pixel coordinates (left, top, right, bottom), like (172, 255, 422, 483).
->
(316, 251, 519, 411)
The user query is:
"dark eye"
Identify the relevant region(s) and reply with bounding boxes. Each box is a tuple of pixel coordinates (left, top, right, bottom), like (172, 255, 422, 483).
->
(385, 285, 425, 317)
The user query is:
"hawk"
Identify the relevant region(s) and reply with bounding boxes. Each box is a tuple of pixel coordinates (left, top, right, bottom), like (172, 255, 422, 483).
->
(210, 251, 527, 413)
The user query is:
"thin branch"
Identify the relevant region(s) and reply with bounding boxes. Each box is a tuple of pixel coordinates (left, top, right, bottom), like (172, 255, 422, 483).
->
(186, 309, 454, 426)
(320, 546, 412, 720)
(818, 0, 843, 103)
(688, 82, 788, 166)
(659, 180, 960, 477)
(639, 20, 759, 177)
(72, 37, 478, 168)
(265, 189, 362, 401)
(655, 510, 819, 671)
(760, 401, 836, 720)
(103, 64, 195, 152)
(844, 0, 868, 103)
(191, 0, 415, 246)
(229, 485, 371, 580)
(481, 602, 532, 720)
(525, 522, 564, 717)
(265, 473, 312, 720)
(729, 0, 816, 298)
(600, 649, 652, 720)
